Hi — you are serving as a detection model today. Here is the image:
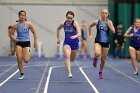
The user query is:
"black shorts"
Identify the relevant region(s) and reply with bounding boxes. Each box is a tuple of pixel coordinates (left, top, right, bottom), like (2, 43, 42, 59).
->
(115, 36, 124, 44)
(16, 41, 30, 48)
(95, 39, 109, 48)
(130, 46, 140, 51)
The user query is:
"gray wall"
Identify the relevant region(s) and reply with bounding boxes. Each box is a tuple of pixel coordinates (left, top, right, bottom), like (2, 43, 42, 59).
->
(0, 3, 107, 57)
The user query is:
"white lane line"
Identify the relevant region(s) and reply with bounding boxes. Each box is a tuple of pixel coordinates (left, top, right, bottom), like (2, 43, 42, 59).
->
(0, 69, 19, 87)
(0, 64, 17, 77)
(35, 62, 49, 93)
(43, 66, 64, 93)
(79, 67, 100, 93)
(107, 64, 140, 84)
(0, 64, 16, 66)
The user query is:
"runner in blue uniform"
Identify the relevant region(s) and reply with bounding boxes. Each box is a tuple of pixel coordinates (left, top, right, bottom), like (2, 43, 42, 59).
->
(88, 9, 115, 79)
(79, 20, 87, 59)
(124, 18, 140, 75)
(9, 10, 37, 79)
(57, 11, 81, 78)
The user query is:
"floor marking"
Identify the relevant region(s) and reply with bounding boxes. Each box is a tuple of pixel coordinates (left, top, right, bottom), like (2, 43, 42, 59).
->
(35, 62, 49, 93)
(0, 69, 19, 87)
(107, 64, 140, 85)
(0, 64, 17, 77)
(79, 67, 100, 93)
(43, 66, 64, 93)
(75, 62, 100, 93)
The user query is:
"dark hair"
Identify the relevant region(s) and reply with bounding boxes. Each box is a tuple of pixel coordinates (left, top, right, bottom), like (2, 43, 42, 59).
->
(16, 10, 27, 22)
(8, 25, 13, 29)
(118, 21, 122, 25)
(66, 11, 74, 17)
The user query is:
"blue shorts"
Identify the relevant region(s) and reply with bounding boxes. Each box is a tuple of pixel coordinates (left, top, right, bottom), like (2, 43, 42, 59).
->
(63, 41, 79, 50)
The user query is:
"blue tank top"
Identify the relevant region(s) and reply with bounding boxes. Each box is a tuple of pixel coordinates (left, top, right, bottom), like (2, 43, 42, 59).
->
(63, 20, 79, 43)
(81, 26, 87, 40)
(96, 20, 109, 42)
(130, 27, 140, 47)
(16, 22, 30, 42)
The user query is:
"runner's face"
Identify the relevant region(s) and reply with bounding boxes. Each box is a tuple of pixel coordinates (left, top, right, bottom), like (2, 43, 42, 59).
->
(101, 10, 109, 19)
(19, 12, 26, 21)
(66, 14, 74, 23)
(134, 19, 140, 28)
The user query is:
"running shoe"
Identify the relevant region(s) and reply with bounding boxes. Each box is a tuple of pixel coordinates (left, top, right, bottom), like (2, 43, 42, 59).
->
(68, 73, 73, 78)
(133, 70, 138, 75)
(18, 75, 25, 80)
(99, 72, 103, 79)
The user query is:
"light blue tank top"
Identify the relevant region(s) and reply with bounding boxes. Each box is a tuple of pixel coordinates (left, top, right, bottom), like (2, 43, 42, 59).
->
(96, 20, 109, 42)
(16, 22, 30, 42)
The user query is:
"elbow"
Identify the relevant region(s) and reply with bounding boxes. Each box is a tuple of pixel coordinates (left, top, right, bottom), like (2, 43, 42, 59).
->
(113, 30, 115, 34)
(124, 34, 127, 38)
(79, 33, 81, 37)
(9, 34, 12, 38)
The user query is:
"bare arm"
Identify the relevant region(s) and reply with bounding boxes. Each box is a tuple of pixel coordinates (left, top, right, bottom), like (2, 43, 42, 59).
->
(9, 23, 18, 42)
(124, 27, 133, 37)
(28, 22, 37, 48)
(56, 23, 63, 44)
(88, 20, 98, 38)
(107, 20, 115, 34)
(73, 21, 81, 38)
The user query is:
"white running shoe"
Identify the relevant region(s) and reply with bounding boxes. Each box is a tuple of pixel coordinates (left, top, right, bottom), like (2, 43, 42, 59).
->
(18, 75, 25, 80)
(68, 73, 73, 78)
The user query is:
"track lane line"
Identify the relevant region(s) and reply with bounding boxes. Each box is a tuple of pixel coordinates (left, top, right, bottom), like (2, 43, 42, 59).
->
(0, 69, 19, 87)
(107, 64, 140, 85)
(0, 64, 17, 77)
(79, 66, 100, 93)
(43, 66, 64, 93)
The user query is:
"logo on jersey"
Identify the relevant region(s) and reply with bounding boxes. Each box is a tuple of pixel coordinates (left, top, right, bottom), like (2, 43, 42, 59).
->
(99, 25, 107, 31)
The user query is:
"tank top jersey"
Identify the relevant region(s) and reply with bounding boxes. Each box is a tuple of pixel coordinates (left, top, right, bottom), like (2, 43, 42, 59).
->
(130, 27, 140, 47)
(63, 20, 79, 43)
(96, 20, 110, 43)
(81, 26, 87, 40)
(16, 22, 30, 42)
(115, 25, 124, 38)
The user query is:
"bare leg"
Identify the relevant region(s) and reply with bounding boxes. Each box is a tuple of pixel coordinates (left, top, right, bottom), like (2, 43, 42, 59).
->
(129, 47, 138, 75)
(93, 43, 101, 67)
(64, 45, 72, 77)
(99, 47, 109, 72)
(16, 46, 24, 74)
(23, 47, 30, 63)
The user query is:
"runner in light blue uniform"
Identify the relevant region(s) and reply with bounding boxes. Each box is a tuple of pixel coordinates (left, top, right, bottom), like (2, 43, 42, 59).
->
(95, 19, 110, 44)
(16, 22, 30, 42)
(57, 11, 81, 78)
(124, 18, 140, 75)
(89, 9, 115, 79)
(9, 10, 37, 80)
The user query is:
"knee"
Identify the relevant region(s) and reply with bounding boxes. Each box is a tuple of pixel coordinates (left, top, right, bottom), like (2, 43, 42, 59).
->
(95, 52, 101, 57)
(17, 56, 23, 61)
(65, 55, 70, 60)
(24, 58, 30, 63)
(24, 60, 29, 63)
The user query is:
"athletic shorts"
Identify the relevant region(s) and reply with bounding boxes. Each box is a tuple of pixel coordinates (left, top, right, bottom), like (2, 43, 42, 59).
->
(16, 41, 30, 48)
(63, 41, 79, 50)
(95, 39, 109, 48)
(129, 46, 140, 51)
